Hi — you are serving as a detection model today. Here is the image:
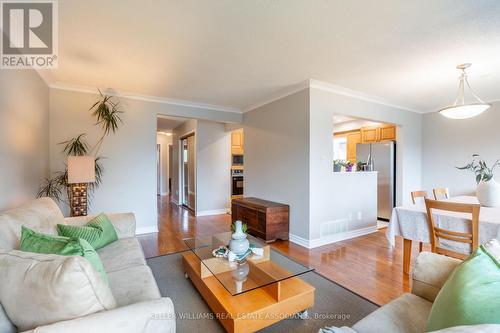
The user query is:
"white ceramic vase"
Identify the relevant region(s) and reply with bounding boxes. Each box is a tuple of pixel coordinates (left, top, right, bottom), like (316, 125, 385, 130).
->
(477, 179, 500, 207)
(229, 221, 249, 255)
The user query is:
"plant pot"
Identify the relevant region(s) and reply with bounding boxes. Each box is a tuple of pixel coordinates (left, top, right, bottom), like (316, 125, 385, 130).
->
(477, 179, 500, 207)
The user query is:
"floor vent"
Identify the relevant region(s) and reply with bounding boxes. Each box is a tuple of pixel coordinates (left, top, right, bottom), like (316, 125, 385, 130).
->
(320, 219, 348, 237)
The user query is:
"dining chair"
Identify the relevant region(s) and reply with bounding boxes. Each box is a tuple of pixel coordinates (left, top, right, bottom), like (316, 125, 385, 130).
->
(424, 198, 480, 260)
(411, 191, 428, 204)
(433, 187, 450, 200)
(410, 190, 429, 252)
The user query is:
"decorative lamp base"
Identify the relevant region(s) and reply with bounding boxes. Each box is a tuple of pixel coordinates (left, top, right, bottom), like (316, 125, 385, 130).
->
(69, 183, 88, 217)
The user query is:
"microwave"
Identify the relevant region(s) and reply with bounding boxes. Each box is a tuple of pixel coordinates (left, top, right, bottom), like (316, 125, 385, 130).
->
(232, 154, 244, 166)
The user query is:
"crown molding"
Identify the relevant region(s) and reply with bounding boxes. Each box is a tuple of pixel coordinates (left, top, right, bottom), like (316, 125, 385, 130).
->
(49, 81, 243, 114)
(243, 79, 422, 114)
(309, 79, 421, 113)
(243, 80, 310, 113)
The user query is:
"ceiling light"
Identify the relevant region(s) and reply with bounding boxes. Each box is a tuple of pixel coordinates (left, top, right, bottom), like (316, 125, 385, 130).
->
(438, 63, 490, 119)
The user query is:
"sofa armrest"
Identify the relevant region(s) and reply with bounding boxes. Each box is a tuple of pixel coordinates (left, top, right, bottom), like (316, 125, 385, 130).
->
(22, 298, 175, 333)
(412, 251, 461, 302)
(64, 213, 136, 238)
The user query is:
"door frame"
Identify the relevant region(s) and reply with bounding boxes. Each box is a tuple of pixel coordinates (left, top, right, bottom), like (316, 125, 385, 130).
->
(179, 131, 196, 212)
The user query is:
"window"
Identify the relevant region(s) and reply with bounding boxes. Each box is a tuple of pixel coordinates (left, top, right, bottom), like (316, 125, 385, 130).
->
(333, 136, 347, 161)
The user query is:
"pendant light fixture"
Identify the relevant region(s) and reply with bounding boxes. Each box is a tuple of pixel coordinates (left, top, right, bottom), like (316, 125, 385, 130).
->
(439, 63, 490, 119)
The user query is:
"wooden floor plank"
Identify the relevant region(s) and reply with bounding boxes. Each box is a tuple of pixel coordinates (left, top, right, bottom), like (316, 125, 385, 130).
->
(138, 196, 423, 306)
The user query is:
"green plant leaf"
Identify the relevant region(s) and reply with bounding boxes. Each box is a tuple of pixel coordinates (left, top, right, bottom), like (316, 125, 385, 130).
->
(59, 134, 89, 156)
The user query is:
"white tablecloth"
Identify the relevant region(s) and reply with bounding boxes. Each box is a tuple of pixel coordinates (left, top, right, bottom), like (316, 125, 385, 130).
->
(387, 196, 500, 251)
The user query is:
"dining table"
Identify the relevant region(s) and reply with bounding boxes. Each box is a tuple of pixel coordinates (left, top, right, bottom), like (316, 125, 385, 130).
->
(387, 195, 500, 274)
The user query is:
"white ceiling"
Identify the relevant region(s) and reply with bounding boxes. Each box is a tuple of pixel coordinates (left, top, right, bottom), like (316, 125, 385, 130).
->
(157, 116, 188, 132)
(43, 0, 500, 113)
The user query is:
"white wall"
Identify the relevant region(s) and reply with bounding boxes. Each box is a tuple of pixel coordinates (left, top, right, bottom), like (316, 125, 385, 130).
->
(156, 133, 172, 195)
(196, 120, 231, 215)
(243, 89, 311, 239)
(0, 69, 49, 210)
(311, 87, 422, 208)
(422, 101, 500, 196)
(309, 90, 381, 242)
(49, 88, 240, 233)
(333, 119, 384, 133)
(243, 86, 422, 247)
(171, 119, 231, 214)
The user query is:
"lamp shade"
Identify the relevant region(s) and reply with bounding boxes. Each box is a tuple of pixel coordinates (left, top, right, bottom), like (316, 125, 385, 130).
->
(67, 156, 96, 184)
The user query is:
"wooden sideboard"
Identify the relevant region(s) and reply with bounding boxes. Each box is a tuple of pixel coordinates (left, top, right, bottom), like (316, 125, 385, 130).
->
(231, 197, 289, 243)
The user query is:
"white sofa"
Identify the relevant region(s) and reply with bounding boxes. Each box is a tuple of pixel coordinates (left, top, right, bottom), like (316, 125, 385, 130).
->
(0, 198, 175, 333)
(335, 251, 499, 333)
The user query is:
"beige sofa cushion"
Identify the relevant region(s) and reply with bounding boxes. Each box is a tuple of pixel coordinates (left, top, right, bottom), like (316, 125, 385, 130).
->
(0, 304, 15, 333)
(0, 198, 63, 251)
(412, 252, 461, 303)
(108, 265, 161, 306)
(352, 293, 432, 333)
(0, 250, 116, 331)
(97, 237, 147, 273)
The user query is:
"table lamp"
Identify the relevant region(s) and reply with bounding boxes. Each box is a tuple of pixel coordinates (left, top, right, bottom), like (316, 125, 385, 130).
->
(67, 156, 96, 217)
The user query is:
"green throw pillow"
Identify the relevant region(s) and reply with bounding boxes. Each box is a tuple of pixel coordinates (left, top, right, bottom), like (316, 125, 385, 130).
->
(426, 245, 500, 331)
(19, 226, 108, 284)
(57, 213, 118, 250)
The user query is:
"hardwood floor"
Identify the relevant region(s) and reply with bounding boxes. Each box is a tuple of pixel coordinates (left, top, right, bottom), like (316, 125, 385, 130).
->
(138, 195, 424, 306)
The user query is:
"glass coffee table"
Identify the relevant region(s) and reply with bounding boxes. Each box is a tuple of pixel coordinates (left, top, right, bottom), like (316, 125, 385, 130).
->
(182, 232, 315, 333)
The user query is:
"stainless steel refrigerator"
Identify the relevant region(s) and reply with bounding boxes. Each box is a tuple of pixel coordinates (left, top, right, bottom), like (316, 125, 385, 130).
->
(356, 141, 396, 221)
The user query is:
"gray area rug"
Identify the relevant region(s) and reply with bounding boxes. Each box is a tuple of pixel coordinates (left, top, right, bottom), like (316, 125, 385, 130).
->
(147, 252, 378, 333)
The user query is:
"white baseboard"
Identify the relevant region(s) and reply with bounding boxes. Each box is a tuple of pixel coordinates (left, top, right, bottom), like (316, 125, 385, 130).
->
(289, 225, 378, 249)
(160, 191, 169, 196)
(135, 225, 159, 235)
(195, 208, 229, 217)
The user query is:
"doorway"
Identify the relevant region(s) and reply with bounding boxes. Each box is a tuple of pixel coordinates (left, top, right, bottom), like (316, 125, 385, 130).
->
(181, 134, 196, 211)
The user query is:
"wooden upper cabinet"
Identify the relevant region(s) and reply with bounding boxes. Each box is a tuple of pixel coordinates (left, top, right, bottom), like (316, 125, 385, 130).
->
(360, 125, 396, 143)
(346, 131, 361, 163)
(379, 125, 396, 141)
(361, 127, 379, 143)
(231, 129, 244, 155)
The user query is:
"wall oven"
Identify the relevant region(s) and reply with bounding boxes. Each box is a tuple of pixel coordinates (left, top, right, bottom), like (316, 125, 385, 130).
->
(231, 169, 243, 196)
(232, 154, 244, 166)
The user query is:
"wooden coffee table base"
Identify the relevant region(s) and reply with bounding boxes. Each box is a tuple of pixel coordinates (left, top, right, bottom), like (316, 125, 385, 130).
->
(182, 252, 315, 333)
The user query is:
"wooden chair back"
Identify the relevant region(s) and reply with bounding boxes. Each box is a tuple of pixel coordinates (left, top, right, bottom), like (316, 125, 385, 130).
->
(424, 198, 480, 260)
(411, 191, 428, 204)
(433, 187, 450, 200)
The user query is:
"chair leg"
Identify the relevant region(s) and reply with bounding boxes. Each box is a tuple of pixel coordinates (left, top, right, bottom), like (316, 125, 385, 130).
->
(419, 242, 423, 253)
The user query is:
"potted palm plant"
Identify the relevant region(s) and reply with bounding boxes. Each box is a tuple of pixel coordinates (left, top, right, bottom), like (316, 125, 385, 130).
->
(457, 154, 500, 207)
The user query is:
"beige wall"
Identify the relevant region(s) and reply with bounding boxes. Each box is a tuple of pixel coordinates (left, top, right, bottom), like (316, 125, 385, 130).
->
(422, 101, 500, 196)
(0, 69, 49, 210)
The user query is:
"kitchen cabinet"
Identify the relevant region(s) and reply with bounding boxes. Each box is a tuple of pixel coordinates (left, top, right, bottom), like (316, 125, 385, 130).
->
(379, 125, 396, 141)
(361, 127, 379, 143)
(361, 125, 396, 143)
(231, 129, 244, 155)
(346, 131, 361, 163)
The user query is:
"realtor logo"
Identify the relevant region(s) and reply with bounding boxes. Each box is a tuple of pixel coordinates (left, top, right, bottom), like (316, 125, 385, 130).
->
(1, 0, 58, 68)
